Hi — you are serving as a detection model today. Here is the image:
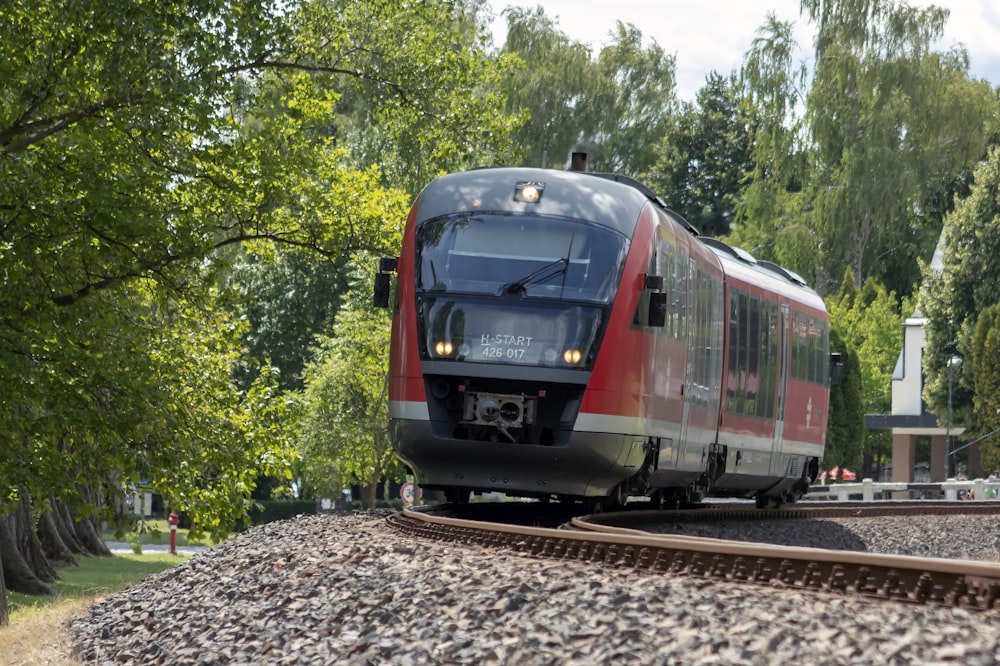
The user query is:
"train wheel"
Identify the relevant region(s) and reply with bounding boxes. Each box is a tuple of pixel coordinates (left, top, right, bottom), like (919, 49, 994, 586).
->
(755, 493, 782, 509)
(651, 489, 681, 510)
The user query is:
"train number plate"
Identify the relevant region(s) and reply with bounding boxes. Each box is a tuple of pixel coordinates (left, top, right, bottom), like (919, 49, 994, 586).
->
(479, 334, 533, 360)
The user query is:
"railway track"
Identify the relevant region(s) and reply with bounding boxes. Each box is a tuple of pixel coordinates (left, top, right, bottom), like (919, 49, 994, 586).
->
(387, 502, 1000, 610)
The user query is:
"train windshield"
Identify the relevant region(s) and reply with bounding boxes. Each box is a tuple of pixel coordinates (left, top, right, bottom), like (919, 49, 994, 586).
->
(420, 299, 603, 368)
(416, 214, 628, 303)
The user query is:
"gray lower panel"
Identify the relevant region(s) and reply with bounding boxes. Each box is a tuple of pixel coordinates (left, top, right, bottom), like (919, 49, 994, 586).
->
(392, 419, 633, 498)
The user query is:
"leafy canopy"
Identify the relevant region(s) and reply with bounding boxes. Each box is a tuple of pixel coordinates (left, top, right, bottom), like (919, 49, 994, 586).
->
(0, 0, 517, 529)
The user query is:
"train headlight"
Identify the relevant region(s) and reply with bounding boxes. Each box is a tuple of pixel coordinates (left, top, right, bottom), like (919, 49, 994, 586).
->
(514, 181, 545, 203)
(563, 349, 582, 364)
(434, 340, 454, 356)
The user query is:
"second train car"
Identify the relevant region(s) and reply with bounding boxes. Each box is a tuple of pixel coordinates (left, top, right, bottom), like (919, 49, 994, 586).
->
(375, 163, 836, 509)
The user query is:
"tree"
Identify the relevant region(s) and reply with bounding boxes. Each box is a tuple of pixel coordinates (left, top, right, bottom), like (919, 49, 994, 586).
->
(921, 147, 1000, 430)
(501, 6, 599, 169)
(970, 302, 1000, 474)
(1, 0, 518, 601)
(232, 249, 349, 393)
(500, 9, 676, 176)
(644, 72, 756, 237)
(824, 327, 865, 475)
(323, 0, 523, 193)
(296, 261, 402, 505)
(802, 0, 994, 295)
(728, 14, 813, 277)
(826, 268, 908, 476)
(589, 22, 676, 176)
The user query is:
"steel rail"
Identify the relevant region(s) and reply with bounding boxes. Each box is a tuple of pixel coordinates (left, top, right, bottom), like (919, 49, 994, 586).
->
(388, 506, 1000, 610)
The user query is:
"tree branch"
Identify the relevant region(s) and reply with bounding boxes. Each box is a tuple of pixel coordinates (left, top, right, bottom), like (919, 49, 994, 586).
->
(1, 95, 142, 154)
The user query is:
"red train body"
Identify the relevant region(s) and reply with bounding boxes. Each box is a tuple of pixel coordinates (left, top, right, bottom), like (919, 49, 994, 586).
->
(376, 167, 832, 508)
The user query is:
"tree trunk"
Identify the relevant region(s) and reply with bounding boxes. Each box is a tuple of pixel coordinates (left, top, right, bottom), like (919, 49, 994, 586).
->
(72, 508, 110, 557)
(54, 496, 89, 556)
(73, 484, 112, 557)
(0, 540, 8, 626)
(37, 509, 78, 567)
(14, 494, 58, 584)
(0, 511, 54, 596)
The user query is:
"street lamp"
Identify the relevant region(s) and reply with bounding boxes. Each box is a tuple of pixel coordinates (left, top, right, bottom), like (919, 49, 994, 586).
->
(946, 355, 963, 479)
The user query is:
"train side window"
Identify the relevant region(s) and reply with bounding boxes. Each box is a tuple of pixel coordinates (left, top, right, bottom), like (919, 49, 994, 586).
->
(745, 295, 761, 416)
(737, 291, 750, 414)
(758, 301, 778, 417)
(658, 242, 674, 338)
(726, 290, 740, 412)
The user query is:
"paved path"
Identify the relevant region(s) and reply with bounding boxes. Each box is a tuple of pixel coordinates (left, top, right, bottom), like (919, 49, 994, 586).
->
(105, 541, 211, 556)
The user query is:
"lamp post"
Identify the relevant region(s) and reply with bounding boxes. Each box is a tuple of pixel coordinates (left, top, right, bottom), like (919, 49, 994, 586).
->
(946, 355, 963, 479)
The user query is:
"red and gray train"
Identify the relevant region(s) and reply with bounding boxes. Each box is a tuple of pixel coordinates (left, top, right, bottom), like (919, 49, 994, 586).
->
(375, 163, 836, 509)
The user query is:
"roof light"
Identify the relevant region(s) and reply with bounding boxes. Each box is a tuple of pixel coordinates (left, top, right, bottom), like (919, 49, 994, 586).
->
(514, 181, 545, 203)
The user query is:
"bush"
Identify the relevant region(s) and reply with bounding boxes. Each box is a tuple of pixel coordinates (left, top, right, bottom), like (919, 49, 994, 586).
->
(347, 499, 404, 511)
(248, 499, 317, 526)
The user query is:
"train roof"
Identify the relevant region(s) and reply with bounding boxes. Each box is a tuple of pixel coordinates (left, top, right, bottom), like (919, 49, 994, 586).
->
(414, 167, 695, 239)
(700, 237, 824, 307)
(416, 167, 820, 305)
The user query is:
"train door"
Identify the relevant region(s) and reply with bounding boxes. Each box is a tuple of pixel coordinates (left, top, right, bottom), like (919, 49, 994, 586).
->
(678, 256, 696, 464)
(771, 302, 790, 468)
(653, 228, 681, 469)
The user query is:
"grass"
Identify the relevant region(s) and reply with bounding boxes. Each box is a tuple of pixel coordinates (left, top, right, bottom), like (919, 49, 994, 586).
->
(1, 552, 189, 665)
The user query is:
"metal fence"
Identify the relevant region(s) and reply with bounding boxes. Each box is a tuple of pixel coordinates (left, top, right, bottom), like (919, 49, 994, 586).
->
(805, 478, 1000, 502)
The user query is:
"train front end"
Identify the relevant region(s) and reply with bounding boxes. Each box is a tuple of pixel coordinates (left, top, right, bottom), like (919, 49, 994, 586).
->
(377, 168, 648, 501)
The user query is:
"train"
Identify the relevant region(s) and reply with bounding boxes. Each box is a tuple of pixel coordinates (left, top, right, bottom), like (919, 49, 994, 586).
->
(374, 158, 838, 509)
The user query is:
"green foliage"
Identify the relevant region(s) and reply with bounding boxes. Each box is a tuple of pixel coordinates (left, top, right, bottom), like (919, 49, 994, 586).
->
(590, 22, 677, 175)
(970, 304, 1000, 472)
(801, 0, 994, 295)
(921, 146, 1000, 427)
(295, 260, 402, 502)
(643, 72, 755, 237)
(729, 14, 816, 278)
(247, 499, 316, 526)
(232, 249, 349, 392)
(827, 271, 907, 418)
(826, 269, 907, 467)
(500, 8, 675, 175)
(501, 6, 602, 169)
(0, 0, 517, 535)
(825, 327, 865, 470)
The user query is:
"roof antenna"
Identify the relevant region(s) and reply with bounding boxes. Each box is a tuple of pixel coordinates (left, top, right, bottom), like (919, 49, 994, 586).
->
(570, 152, 587, 172)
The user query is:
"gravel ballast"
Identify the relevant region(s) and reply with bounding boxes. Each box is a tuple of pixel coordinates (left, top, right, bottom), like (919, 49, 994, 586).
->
(70, 511, 1000, 665)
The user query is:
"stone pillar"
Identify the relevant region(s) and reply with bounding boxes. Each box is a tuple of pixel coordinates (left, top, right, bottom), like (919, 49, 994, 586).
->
(891, 433, 916, 500)
(930, 435, 947, 481)
(967, 441, 984, 478)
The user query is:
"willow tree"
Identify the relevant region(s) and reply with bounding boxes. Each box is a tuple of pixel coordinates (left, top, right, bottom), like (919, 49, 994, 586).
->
(802, 0, 994, 296)
(589, 22, 677, 176)
(501, 6, 601, 169)
(729, 14, 817, 279)
(500, 9, 676, 176)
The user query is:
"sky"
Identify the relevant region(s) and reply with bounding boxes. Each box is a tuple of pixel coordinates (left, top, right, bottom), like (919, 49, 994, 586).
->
(487, 0, 1000, 101)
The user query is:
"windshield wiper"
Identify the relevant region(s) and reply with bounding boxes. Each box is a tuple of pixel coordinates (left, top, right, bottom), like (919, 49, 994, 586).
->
(499, 257, 569, 296)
